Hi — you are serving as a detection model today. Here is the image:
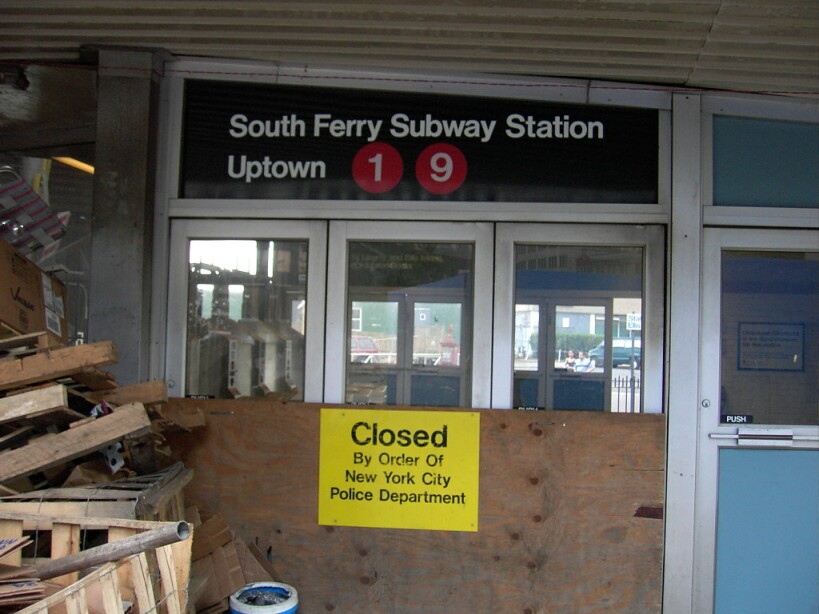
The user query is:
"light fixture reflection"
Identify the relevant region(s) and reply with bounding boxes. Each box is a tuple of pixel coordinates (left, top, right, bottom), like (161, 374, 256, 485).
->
(53, 157, 95, 175)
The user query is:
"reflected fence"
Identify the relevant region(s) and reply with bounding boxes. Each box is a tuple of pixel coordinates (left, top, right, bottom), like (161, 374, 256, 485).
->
(612, 375, 641, 412)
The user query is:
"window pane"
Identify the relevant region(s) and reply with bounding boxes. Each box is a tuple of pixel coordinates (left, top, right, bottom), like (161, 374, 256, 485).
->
(514, 244, 644, 412)
(413, 302, 461, 366)
(349, 301, 398, 365)
(720, 250, 818, 425)
(555, 304, 606, 373)
(515, 304, 539, 371)
(346, 241, 473, 407)
(713, 117, 819, 209)
(1, 154, 94, 345)
(186, 239, 308, 399)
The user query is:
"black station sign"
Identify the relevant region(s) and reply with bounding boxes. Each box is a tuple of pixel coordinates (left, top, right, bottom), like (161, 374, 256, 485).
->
(180, 79, 659, 203)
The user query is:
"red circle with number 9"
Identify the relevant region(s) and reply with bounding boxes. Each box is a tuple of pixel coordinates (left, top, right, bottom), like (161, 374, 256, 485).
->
(415, 143, 467, 195)
(352, 142, 403, 194)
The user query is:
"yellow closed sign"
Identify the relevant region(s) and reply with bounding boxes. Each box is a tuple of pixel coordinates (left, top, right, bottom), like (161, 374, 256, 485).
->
(318, 408, 480, 531)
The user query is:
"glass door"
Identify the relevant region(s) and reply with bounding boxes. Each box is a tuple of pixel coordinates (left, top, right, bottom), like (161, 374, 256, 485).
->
(326, 221, 493, 408)
(548, 301, 611, 411)
(514, 300, 613, 411)
(164, 220, 327, 401)
(693, 228, 818, 613)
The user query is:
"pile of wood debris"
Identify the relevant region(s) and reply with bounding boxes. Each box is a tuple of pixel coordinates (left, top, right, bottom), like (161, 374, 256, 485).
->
(0, 335, 181, 494)
(0, 333, 271, 613)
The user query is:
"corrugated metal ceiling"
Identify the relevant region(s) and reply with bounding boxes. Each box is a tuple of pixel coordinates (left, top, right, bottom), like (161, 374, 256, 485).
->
(0, 0, 817, 151)
(3, 1, 817, 92)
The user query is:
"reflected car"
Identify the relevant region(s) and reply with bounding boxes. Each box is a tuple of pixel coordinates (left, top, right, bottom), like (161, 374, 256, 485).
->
(350, 335, 379, 362)
(588, 339, 641, 368)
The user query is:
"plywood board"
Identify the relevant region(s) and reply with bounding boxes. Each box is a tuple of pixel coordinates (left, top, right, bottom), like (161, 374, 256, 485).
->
(166, 400, 665, 613)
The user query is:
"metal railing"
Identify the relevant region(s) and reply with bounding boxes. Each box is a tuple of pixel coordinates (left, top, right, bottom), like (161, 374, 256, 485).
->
(612, 375, 641, 412)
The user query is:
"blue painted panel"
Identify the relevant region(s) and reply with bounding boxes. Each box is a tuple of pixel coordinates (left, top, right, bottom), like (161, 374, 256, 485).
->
(411, 374, 460, 407)
(513, 376, 539, 408)
(516, 269, 641, 292)
(385, 374, 397, 405)
(715, 448, 819, 613)
(713, 116, 819, 208)
(553, 378, 604, 411)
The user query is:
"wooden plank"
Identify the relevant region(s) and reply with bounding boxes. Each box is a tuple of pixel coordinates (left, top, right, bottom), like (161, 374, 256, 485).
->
(0, 384, 85, 427)
(6, 515, 192, 614)
(64, 587, 85, 614)
(50, 522, 81, 587)
(0, 511, 191, 534)
(108, 526, 138, 541)
(0, 384, 67, 420)
(68, 367, 118, 392)
(0, 332, 49, 353)
(156, 544, 182, 614)
(0, 519, 23, 567)
(130, 551, 155, 614)
(1, 488, 146, 501)
(0, 500, 139, 522)
(0, 403, 151, 484)
(0, 577, 43, 606)
(108, 526, 138, 607)
(35, 523, 189, 581)
(136, 466, 194, 520)
(168, 530, 193, 608)
(166, 399, 665, 613)
(85, 380, 168, 407)
(0, 462, 191, 521)
(159, 402, 205, 430)
(0, 562, 36, 581)
(0, 425, 35, 450)
(99, 566, 124, 614)
(0, 341, 117, 392)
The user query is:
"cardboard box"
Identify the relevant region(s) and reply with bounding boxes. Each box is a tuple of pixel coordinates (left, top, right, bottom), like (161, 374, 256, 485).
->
(0, 239, 68, 345)
(191, 541, 246, 611)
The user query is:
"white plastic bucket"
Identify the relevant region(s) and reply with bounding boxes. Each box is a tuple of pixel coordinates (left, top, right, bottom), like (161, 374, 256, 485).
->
(228, 582, 299, 614)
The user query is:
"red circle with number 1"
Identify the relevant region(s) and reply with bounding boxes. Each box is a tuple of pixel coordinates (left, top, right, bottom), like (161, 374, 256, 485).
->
(416, 143, 467, 195)
(352, 142, 403, 194)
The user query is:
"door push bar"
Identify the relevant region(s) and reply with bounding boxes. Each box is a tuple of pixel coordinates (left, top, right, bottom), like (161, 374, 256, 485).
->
(709, 428, 819, 447)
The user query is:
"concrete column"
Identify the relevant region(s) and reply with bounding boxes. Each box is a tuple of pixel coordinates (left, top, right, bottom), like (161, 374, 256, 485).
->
(88, 48, 163, 385)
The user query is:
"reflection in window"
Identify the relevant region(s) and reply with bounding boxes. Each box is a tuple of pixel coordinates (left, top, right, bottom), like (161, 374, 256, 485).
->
(185, 239, 308, 400)
(720, 251, 818, 425)
(346, 242, 473, 407)
(1, 154, 94, 345)
(514, 304, 539, 371)
(413, 303, 462, 367)
(349, 301, 398, 365)
(514, 244, 644, 412)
